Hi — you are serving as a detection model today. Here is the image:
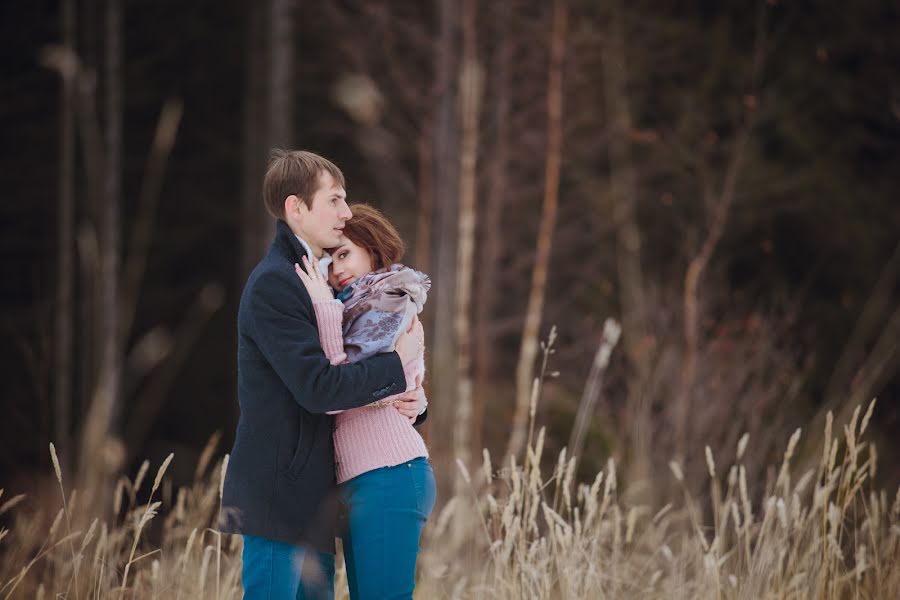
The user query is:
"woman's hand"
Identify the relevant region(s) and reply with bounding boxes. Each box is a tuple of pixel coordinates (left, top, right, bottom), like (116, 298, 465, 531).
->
(294, 256, 334, 303)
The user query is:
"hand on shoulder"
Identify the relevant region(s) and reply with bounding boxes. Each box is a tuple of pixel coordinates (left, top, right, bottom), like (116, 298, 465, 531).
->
(294, 256, 334, 303)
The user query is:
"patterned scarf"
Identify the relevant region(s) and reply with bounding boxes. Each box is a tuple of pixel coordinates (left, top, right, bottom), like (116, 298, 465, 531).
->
(339, 264, 431, 362)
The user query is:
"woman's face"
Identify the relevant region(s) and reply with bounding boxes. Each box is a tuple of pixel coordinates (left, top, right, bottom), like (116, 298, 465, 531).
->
(328, 237, 374, 291)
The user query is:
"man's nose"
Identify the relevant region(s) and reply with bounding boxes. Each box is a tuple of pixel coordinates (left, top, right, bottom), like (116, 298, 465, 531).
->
(339, 201, 352, 221)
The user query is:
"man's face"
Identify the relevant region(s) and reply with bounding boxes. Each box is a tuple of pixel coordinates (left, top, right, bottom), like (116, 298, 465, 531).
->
(293, 172, 352, 255)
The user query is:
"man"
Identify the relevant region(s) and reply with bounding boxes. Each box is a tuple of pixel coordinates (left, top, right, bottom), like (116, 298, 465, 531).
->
(220, 150, 426, 599)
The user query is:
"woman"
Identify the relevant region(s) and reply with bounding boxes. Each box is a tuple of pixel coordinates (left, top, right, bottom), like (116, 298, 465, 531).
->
(294, 204, 435, 599)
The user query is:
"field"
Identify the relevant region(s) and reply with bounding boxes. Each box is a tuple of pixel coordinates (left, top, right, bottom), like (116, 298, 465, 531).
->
(1, 400, 897, 599)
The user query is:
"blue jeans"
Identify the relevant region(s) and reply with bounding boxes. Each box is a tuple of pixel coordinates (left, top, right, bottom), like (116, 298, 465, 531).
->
(241, 534, 335, 599)
(340, 457, 436, 600)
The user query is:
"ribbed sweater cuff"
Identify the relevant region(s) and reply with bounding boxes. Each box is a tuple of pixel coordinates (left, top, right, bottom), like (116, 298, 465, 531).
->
(313, 300, 346, 364)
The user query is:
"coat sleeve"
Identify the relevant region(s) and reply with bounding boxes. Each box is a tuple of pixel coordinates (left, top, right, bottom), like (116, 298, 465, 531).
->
(246, 269, 407, 413)
(317, 296, 430, 422)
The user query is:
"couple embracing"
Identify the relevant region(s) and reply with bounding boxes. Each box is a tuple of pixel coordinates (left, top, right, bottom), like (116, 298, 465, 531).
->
(220, 150, 436, 599)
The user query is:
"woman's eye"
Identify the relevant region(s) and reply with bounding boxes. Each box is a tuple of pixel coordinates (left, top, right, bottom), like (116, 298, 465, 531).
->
(339, 251, 348, 259)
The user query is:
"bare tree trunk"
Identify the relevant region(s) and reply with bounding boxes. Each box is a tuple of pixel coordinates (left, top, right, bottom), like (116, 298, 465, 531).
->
(54, 0, 76, 477)
(269, 0, 293, 149)
(239, 2, 267, 283)
(428, 0, 461, 467)
(239, 0, 293, 281)
(414, 127, 434, 447)
(676, 124, 752, 458)
(508, 0, 567, 460)
(103, 0, 123, 438)
(79, 0, 123, 500)
(453, 0, 481, 485)
(414, 127, 434, 273)
(472, 0, 511, 458)
(102, 0, 122, 421)
(78, 0, 100, 432)
(601, 0, 652, 489)
(675, 2, 767, 459)
(265, 0, 293, 238)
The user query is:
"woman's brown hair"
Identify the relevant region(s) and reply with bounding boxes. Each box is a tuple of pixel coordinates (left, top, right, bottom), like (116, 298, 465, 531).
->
(339, 203, 405, 270)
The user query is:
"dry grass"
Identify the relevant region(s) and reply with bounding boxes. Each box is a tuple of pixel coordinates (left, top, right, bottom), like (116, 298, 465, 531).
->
(2, 399, 898, 599)
(418, 399, 899, 599)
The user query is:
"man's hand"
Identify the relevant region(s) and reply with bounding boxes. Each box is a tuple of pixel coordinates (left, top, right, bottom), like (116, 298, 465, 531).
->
(394, 386, 426, 423)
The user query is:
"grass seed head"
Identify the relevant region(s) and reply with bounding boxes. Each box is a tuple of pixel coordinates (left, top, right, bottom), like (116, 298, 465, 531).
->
(737, 433, 750, 461)
(49, 443, 62, 483)
(152, 453, 174, 494)
(705, 446, 716, 479)
(860, 399, 876, 437)
(134, 460, 150, 494)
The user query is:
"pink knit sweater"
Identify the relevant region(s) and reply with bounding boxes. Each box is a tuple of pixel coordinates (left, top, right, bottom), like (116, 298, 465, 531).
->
(313, 300, 428, 484)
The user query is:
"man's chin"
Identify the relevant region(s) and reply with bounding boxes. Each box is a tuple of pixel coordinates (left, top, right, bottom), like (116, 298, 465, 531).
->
(310, 237, 338, 254)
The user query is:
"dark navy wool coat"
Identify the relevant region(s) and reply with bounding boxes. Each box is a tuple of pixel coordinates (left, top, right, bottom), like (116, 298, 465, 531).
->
(220, 220, 418, 552)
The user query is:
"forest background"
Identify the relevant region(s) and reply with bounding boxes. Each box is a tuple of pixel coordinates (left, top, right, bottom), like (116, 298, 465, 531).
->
(2, 0, 899, 519)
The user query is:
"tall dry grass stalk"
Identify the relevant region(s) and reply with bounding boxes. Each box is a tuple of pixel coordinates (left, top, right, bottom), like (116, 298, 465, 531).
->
(2, 398, 898, 598)
(1, 440, 239, 599)
(416, 396, 898, 599)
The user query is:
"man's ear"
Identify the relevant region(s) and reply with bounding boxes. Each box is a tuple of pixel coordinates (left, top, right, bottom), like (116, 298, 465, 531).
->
(284, 194, 304, 219)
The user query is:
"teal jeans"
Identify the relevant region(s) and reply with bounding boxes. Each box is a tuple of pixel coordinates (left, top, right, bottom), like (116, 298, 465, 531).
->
(241, 535, 335, 599)
(340, 457, 436, 600)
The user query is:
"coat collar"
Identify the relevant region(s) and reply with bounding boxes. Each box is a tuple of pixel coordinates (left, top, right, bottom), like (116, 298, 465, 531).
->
(271, 220, 332, 277)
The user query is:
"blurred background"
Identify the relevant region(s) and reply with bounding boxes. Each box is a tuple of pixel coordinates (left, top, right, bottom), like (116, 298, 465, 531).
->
(2, 0, 899, 505)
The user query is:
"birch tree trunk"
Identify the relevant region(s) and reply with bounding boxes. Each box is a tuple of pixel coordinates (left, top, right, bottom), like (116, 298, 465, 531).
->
(508, 0, 567, 460)
(453, 0, 481, 482)
(472, 0, 511, 458)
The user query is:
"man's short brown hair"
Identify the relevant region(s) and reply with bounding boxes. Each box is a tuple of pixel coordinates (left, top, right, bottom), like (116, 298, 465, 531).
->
(339, 204, 405, 270)
(263, 149, 346, 219)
